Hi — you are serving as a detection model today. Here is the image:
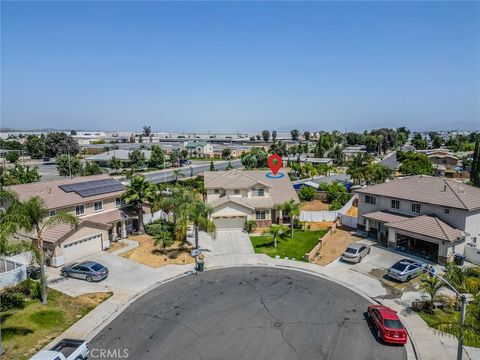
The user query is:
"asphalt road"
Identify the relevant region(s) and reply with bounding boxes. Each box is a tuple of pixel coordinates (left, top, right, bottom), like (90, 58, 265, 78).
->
(91, 267, 406, 360)
(143, 159, 242, 183)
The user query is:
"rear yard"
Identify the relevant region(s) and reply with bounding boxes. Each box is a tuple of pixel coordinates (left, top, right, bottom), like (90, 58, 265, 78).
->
(250, 229, 327, 260)
(1, 288, 111, 360)
(313, 226, 362, 265)
(300, 199, 330, 211)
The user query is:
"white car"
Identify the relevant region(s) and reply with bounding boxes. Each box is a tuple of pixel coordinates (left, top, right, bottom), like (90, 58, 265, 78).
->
(341, 243, 370, 263)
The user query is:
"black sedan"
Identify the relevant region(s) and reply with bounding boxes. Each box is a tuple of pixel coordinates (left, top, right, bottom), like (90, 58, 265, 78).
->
(61, 261, 109, 282)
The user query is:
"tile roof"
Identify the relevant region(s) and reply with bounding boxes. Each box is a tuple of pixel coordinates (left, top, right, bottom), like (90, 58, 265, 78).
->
(363, 211, 412, 224)
(87, 149, 151, 161)
(9, 174, 125, 210)
(205, 170, 299, 206)
(386, 215, 463, 242)
(356, 176, 480, 211)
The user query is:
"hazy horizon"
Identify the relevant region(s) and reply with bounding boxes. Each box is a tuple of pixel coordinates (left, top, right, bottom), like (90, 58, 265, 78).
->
(2, 2, 479, 132)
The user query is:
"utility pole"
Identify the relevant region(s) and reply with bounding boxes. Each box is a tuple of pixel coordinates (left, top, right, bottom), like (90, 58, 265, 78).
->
(457, 295, 467, 360)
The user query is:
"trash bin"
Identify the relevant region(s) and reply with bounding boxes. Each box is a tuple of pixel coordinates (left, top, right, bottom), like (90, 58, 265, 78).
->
(454, 254, 465, 266)
(196, 259, 205, 272)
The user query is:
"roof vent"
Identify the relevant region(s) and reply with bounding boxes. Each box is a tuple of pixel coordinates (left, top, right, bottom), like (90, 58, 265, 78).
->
(443, 185, 447, 192)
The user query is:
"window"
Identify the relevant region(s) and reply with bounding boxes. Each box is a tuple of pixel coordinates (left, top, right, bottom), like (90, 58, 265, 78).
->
(444, 208, 450, 214)
(411, 203, 421, 214)
(365, 195, 376, 205)
(253, 188, 265, 197)
(76, 205, 85, 216)
(94, 201, 103, 212)
(48, 210, 56, 217)
(255, 210, 266, 220)
(234, 190, 240, 195)
(391, 200, 400, 210)
(116, 198, 124, 207)
(214, 189, 219, 194)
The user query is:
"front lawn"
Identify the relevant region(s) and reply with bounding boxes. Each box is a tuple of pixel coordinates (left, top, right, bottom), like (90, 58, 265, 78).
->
(250, 229, 327, 260)
(1, 288, 112, 360)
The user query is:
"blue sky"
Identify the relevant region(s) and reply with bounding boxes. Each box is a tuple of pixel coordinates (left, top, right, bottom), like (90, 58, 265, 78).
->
(1, 1, 479, 132)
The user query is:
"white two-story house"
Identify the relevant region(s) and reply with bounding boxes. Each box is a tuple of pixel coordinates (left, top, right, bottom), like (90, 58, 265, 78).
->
(6, 174, 140, 267)
(204, 170, 299, 231)
(356, 175, 480, 264)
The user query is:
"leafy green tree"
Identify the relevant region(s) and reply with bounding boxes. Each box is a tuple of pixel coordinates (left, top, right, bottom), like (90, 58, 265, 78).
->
(180, 149, 189, 159)
(241, 147, 268, 169)
(226, 160, 233, 170)
(2, 196, 77, 304)
(271, 130, 277, 142)
(108, 156, 123, 172)
(263, 224, 288, 248)
(6, 151, 19, 164)
(303, 131, 311, 141)
(222, 148, 231, 159)
(128, 149, 146, 170)
(210, 161, 215, 171)
(290, 129, 300, 141)
(279, 199, 300, 238)
(346, 153, 373, 185)
(398, 152, 433, 175)
(25, 135, 45, 159)
(122, 176, 155, 234)
(365, 163, 393, 184)
(149, 145, 165, 168)
(321, 182, 351, 210)
(412, 133, 428, 150)
(172, 169, 184, 184)
(261, 130, 270, 142)
(471, 134, 480, 187)
(45, 132, 79, 157)
(1, 164, 41, 186)
(432, 136, 444, 149)
(299, 186, 315, 201)
(329, 145, 343, 166)
(55, 155, 82, 177)
(83, 161, 103, 176)
(143, 125, 152, 137)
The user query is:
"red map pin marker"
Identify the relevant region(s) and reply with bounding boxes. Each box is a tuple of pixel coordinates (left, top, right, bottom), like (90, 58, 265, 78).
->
(267, 154, 282, 175)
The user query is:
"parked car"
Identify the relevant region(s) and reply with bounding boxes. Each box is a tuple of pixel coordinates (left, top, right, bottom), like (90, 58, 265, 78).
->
(61, 261, 109, 282)
(387, 258, 426, 282)
(179, 159, 191, 166)
(341, 243, 370, 263)
(30, 338, 89, 360)
(367, 305, 408, 345)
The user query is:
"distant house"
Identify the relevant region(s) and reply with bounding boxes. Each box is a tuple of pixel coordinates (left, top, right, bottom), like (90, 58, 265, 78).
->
(86, 149, 151, 167)
(282, 155, 333, 166)
(6, 175, 141, 267)
(356, 175, 480, 264)
(183, 141, 214, 158)
(342, 146, 366, 161)
(204, 170, 299, 230)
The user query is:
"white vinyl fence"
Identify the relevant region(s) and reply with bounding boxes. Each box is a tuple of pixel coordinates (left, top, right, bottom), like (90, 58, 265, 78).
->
(143, 209, 168, 225)
(300, 195, 357, 226)
(0, 258, 27, 288)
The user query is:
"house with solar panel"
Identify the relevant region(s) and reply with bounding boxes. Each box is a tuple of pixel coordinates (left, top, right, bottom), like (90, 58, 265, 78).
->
(6, 174, 139, 267)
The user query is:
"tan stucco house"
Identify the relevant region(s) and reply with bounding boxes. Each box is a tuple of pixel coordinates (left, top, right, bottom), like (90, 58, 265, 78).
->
(204, 170, 299, 230)
(7, 174, 139, 267)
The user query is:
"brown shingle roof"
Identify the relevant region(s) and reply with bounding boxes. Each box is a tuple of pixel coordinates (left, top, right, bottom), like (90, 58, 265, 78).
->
(8, 174, 124, 210)
(386, 215, 463, 242)
(356, 176, 480, 211)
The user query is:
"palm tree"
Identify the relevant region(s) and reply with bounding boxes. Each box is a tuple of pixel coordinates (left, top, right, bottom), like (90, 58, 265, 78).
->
(153, 230, 175, 254)
(172, 169, 184, 184)
(279, 199, 300, 238)
(122, 175, 155, 234)
(187, 200, 216, 250)
(263, 224, 288, 248)
(3, 196, 77, 304)
(420, 276, 443, 308)
(444, 264, 480, 294)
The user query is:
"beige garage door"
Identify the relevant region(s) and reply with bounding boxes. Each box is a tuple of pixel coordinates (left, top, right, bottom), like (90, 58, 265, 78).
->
(214, 216, 246, 231)
(63, 233, 103, 263)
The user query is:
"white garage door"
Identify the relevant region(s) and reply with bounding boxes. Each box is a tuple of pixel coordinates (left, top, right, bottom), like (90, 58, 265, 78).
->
(63, 234, 103, 263)
(214, 217, 246, 231)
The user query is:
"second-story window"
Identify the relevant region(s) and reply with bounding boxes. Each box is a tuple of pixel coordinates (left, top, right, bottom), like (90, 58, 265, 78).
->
(116, 198, 124, 207)
(94, 201, 103, 212)
(48, 210, 56, 217)
(411, 203, 421, 214)
(365, 195, 376, 205)
(253, 188, 265, 197)
(76, 205, 85, 216)
(234, 190, 240, 195)
(391, 200, 400, 210)
(444, 208, 450, 214)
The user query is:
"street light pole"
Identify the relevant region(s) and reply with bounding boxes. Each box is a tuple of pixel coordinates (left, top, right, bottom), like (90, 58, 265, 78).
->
(457, 295, 467, 360)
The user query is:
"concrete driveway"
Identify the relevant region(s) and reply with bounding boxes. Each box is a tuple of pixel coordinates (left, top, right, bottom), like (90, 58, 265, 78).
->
(46, 251, 192, 298)
(198, 229, 254, 256)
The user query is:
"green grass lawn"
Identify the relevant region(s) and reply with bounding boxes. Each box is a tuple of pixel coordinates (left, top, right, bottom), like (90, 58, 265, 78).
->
(419, 309, 480, 348)
(250, 229, 327, 260)
(1, 288, 112, 360)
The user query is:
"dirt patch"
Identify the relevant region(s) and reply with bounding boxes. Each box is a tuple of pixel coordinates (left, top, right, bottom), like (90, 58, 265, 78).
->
(304, 221, 335, 230)
(301, 200, 330, 211)
(314, 226, 363, 266)
(345, 205, 358, 217)
(75, 292, 113, 308)
(107, 241, 128, 253)
(122, 234, 195, 268)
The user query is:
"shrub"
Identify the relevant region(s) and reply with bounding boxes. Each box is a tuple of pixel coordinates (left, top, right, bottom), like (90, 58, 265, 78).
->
(244, 220, 257, 233)
(145, 221, 172, 237)
(17, 278, 42, 300)
(0, 290, 26, 312)
(299, 186, 316, 201)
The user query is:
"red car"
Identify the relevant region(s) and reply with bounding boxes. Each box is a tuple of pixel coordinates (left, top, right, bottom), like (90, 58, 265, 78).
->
(367, 305, 408, 345)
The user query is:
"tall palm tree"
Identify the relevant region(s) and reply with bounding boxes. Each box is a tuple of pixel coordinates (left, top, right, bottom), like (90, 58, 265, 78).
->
(187, 200, 216, 250)
(444, 264, 480, 294)
(122, 175, 156, 234)
(3, 196, 77, 304)
(279, 199, 300, 238)
(172, 169, 185, 184)
(263, 224, 288, 248)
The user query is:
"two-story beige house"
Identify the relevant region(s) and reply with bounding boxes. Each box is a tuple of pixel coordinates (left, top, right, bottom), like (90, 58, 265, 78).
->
(204, 170, 299, 230)
(356, 175, 480, 264)
(7, 174, 139, 267)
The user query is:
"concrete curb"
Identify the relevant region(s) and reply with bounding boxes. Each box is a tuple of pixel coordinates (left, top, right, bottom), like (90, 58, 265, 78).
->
(206, 262, 420, 360)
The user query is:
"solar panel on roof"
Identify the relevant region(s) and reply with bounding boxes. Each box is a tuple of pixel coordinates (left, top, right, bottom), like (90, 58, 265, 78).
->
(59, 179, 124, 197)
